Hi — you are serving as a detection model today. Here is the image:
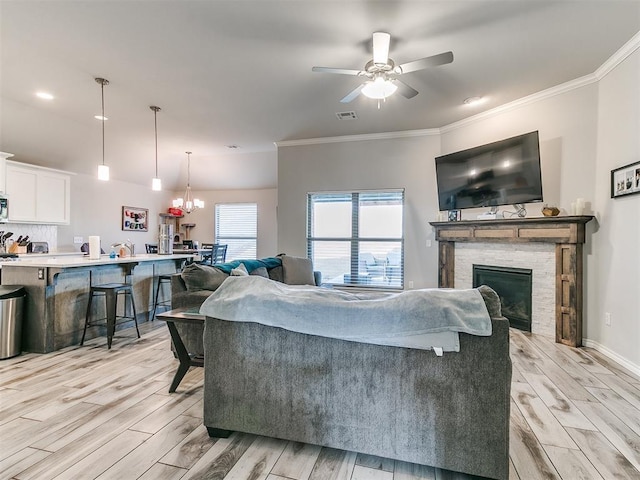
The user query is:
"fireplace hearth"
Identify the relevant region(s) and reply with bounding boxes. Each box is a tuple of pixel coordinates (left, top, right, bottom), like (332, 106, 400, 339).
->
(473, 264, 532, 332)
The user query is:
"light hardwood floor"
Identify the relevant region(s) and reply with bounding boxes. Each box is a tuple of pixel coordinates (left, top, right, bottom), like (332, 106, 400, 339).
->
(1, 322, 639, 480)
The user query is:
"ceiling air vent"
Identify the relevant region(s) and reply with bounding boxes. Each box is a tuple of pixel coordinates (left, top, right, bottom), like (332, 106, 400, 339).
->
(336, 111, 357, 120)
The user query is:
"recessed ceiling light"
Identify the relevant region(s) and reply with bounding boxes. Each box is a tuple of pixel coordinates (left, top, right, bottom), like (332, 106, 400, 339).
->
(463, 96, 486, 106)
(94, 115, 108, 121)
(36, 91, 54, 100)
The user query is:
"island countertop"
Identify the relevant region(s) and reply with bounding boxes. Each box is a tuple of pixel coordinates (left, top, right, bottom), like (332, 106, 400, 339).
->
(1, 253, 194, 269)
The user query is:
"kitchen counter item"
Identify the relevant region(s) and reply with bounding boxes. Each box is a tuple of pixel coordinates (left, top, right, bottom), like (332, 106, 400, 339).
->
(27, 242, 49, 253)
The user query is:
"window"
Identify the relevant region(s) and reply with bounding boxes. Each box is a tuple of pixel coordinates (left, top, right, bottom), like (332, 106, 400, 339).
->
(307, 190, 404, 288)
(215, 203, 257, 260)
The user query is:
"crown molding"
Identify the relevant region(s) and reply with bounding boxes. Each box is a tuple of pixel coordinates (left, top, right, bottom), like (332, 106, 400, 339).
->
(275, 128, 440, 148)
(439, 73, 598, 134)
(595, 30, 640, 80)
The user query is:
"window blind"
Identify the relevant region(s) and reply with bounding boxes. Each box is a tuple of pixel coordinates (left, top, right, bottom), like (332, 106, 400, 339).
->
(215, 203, 257, 260)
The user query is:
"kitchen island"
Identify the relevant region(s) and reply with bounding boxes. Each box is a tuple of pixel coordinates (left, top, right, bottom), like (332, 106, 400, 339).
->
(1, 254, 194, 353)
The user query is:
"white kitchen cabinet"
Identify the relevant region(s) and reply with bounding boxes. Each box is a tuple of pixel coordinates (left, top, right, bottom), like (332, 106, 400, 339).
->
(0, 152, 13, 193)
(6, 161, 71, 224)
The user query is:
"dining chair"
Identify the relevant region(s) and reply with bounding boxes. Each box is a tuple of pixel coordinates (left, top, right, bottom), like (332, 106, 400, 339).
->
(200, 243, 214, 264)
(211, 244, 227, 264)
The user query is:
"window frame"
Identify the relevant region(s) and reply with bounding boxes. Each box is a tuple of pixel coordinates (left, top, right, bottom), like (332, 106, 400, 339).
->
(306, 189, 405, 289)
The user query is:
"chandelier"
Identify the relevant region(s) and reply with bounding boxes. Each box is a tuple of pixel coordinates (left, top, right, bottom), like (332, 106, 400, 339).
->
(172, 151, 204, 214)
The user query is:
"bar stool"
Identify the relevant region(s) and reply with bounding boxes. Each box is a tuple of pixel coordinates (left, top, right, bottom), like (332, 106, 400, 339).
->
(146, 243, 170, 319)
(152, 274, 172, 319)
(81, 283, 140, 349)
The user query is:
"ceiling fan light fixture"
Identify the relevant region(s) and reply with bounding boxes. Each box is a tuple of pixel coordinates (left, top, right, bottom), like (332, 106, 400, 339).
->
(361, 76, 397, 99)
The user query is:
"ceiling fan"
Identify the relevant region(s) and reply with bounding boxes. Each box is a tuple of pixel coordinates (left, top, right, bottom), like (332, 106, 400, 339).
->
(312, 32, 453, 104)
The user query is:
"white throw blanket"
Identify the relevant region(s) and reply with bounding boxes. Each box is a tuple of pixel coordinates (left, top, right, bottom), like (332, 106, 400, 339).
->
(199, 276, 492, 353)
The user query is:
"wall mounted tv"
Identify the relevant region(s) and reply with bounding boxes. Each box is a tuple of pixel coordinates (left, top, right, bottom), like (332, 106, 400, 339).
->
(435, 131, 543, 211)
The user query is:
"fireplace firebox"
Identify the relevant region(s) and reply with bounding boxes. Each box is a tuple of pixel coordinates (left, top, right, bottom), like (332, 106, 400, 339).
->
(473, 264, 532, 332)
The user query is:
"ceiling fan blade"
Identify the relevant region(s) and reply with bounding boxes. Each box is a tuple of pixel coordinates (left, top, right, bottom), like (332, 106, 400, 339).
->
(372, 31, 391, 65)
(395, 80, 419, 99)
(340, 84, 365, 103)
(397, 51, 454, 74)
(312, 66, 362, 76)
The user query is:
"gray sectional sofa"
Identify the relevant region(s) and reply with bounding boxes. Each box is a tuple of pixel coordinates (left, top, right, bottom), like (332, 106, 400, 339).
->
(202, 285, 511, 480)
(170, 254, 321, 354)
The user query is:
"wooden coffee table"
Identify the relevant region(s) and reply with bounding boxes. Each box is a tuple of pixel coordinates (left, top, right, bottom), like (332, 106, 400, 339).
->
(156, 307, 205, 393)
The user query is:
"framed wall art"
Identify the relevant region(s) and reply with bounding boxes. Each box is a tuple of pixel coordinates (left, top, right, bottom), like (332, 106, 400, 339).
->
(611, 161, 640, 199)
(122, 206, 149, 231)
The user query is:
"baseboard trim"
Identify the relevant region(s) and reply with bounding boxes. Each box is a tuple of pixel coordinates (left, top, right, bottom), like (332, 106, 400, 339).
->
(582, 338, 640, 377)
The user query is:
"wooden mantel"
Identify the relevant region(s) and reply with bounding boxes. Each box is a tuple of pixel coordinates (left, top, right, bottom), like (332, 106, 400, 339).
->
(429, 215, 593, 347)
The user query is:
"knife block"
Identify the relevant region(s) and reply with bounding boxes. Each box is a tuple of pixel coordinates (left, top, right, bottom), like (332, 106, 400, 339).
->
(8, 243, 27, 254)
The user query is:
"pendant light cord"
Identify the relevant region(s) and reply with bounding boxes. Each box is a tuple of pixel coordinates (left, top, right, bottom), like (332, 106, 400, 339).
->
(101, 82, 105, 166)
(154, 109, 158, 177)
(187, 152, 191, 187)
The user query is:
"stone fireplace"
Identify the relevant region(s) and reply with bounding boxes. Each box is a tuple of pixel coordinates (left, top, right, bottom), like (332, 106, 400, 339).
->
(456, 242, 555, 337)
(430, 216, 592, 347)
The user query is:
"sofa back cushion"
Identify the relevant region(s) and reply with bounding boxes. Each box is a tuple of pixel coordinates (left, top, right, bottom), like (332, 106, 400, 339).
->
(281, 255, 315, 285)
(181, 263, 228, 292)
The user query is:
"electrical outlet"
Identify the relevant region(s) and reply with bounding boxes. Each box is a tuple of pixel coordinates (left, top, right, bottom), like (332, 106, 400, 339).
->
(73, 236, 83, 244)
(605, 312, 611, 326)
(425, 240, 432, 247)
(408, 280, 414, 289)
(38, 268, 45, 280)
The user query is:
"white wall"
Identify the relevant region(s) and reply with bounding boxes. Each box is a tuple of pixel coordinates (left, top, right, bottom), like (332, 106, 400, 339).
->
(57, 173, 173, 254)
(591, 48, 640, 368)
(58, 181, 277, 259)
(171, 188, 277, 259)
(278, 135, 442, 289)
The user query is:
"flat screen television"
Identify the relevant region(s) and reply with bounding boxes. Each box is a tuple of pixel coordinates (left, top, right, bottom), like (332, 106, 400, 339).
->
(435, 131, 543, 211)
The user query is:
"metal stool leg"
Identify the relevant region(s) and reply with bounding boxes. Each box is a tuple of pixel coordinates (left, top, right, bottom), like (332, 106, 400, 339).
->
(81, 289, 94, 346)
(105, 289, 117, 349)
(128, 287, 140, 338)
(152, 277, 163, 320)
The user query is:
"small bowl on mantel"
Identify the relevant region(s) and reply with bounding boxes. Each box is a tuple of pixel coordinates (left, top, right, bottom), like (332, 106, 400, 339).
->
(541, 206, 560, 217)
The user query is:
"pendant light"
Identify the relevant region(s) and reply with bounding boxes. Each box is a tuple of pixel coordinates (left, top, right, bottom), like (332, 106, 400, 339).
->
(172, 152, 204, 213)
(95, 77, 110, 181)
(150, 106, 162, 191)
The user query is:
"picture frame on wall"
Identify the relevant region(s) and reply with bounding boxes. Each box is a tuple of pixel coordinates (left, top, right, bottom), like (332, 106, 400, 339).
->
(122, 206, 149, 231)
(611, 161, 640, 199)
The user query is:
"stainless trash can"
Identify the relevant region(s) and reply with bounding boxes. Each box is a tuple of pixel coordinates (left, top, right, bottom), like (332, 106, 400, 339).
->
(0, 285, 25, 359)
